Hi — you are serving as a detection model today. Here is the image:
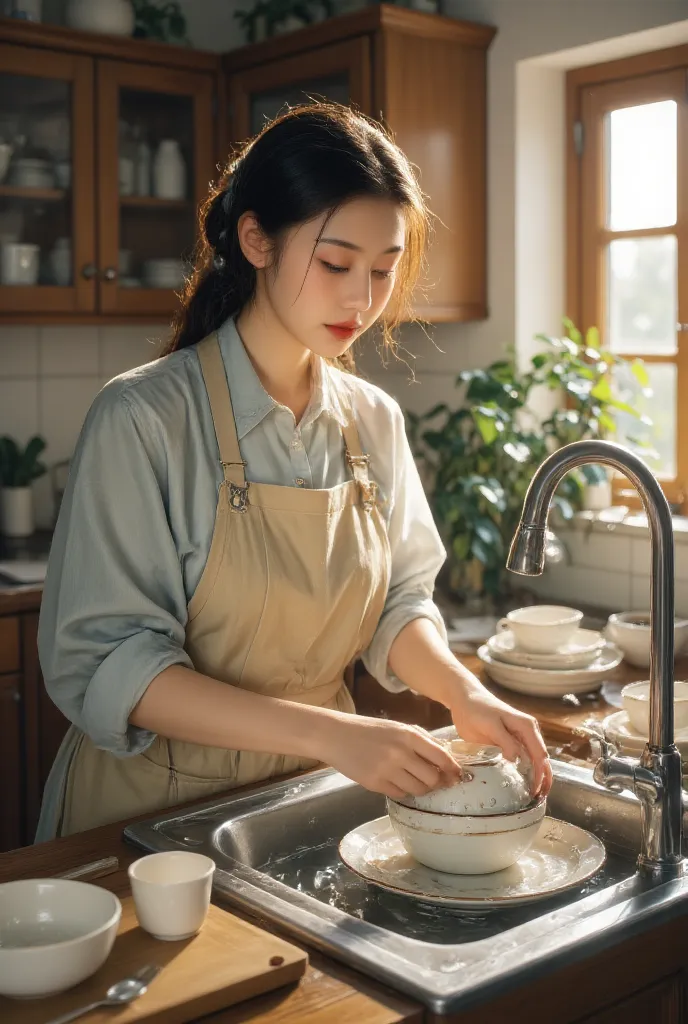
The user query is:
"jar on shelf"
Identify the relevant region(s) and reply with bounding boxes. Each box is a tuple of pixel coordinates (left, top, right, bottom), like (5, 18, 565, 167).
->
(152, 139, 186, 201)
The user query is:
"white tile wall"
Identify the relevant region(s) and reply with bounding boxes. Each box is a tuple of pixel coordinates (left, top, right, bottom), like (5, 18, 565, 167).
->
(531, 521, 688, 615)
(0, 323, 168, 528)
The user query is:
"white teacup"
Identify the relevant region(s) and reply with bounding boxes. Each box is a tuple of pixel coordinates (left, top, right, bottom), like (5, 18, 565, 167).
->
(498, 604, 583, 653)
(128, 851, 215, 941)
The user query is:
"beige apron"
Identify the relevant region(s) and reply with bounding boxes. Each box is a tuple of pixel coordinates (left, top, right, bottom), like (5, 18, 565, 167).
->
(59, 332, 391, 836)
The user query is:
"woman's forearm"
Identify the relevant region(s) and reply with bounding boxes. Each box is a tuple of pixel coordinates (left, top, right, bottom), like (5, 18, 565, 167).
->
(129, 664, 345, 759)
(387, 617, 481, 707)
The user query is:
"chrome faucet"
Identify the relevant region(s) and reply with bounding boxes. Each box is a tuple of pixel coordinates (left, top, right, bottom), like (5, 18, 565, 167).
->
(507, 439, 684, 881)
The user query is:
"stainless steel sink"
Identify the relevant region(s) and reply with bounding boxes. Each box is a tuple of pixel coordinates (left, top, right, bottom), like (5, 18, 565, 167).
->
(124, 735, 688, 1014)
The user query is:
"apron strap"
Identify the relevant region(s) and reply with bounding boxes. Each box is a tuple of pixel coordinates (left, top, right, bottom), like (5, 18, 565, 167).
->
(341, 404, 378, 513)
(197, 333, 247, 490)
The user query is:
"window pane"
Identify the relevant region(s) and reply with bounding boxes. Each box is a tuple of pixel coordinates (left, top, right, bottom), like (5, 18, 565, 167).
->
(608, 100, 677, 231)
(607, 236, 677, 355)
(613, 361, 676, 479)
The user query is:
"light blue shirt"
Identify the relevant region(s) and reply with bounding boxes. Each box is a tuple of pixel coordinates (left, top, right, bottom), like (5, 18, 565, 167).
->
(35, 318, 447, 841)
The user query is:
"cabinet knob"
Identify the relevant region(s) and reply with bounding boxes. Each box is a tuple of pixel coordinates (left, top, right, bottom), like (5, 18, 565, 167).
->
(81, 263, 98, 280)
(678, 324, 688, 332)
(102, 267, 118, 282)
(12, 689, 20, 703)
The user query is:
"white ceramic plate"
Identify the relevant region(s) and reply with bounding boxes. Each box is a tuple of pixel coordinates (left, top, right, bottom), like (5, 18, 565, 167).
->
(339, 816, 606, 909)
(603, 710, 688, 758)
(477, 643, 622, 697)
(487, 628, 605, 670)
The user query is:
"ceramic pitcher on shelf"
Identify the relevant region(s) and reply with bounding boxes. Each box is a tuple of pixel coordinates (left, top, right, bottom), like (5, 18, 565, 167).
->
(153, 139, 186, 201)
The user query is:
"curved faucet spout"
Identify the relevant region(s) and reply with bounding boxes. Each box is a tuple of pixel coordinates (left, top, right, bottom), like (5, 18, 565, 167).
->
(508, 439, 674, 748)
(507, 439, 683, 878)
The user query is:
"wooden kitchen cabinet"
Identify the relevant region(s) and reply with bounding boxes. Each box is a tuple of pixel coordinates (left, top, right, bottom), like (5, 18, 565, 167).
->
(224, 5, 495, 323)
(0, 607, 69, 850)
(0, 18, 218, 324)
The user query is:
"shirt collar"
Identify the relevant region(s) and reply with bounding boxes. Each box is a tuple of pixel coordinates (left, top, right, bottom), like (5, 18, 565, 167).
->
(216, 318, 348, 439)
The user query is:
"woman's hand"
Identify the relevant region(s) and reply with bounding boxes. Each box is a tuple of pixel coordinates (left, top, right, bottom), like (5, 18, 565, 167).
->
(449, 679, 553, 798)
(320, 715, 463, 799)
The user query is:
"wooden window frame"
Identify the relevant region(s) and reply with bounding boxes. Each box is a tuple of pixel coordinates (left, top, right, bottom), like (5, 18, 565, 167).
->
(567, 45, 688, 511)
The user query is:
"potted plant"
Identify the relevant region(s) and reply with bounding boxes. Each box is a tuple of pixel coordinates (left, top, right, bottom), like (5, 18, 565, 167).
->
(0, 435, 47, 538)
(407, 319, 650, 604)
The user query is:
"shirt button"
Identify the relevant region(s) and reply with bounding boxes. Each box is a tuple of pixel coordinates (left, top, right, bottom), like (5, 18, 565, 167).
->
(295, 477, 306, 487)
(290, 437, 303, 450)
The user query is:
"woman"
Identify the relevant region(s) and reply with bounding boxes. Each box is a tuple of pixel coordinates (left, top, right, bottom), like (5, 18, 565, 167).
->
(36, 103, 551, 842)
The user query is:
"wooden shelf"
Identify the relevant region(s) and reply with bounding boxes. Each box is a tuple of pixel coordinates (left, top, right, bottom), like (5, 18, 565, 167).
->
(0, 185, 67, 201)
(120, 195, 191, 210)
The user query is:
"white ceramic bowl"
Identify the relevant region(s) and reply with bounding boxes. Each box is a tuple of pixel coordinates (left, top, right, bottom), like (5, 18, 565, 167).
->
(401, 740, 532, 815)
(387, 797, 546, 874)
(498, 605, 583, 653)
(606, 612, 688, 668)
(621, 679, 688, 735)
(0, 879, 121, 999)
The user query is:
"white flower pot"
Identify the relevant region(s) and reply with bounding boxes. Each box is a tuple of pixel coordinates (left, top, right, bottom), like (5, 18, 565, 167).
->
(0, 486, 34, 538)
(66, 0, 134, 36)
(582, 477, 613, 512)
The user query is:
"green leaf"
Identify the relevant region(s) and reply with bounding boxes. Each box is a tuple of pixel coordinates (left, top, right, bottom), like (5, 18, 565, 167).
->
(590, 377, 612, 402)
(631, 359, 650, 387)
(531, 353, 548, 370)
(474, 516, 503, 550)
(477, 482, 506, 510)
(581, 463, 608, 485)
(452, 533, 471, 561)
(562, 317, 582, 344)
(471, 535, 492, 565)
(585, 325, 601, 350)
(599, 411, 616, 434)
(502, 441, 531, 463)
(553, 495, 575, 520)
(472, 409, 499, 445)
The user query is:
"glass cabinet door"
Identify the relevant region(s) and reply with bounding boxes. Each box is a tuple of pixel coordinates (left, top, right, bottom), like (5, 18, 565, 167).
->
(0, 45, 96, 315)
(96, 60, 214, 316)
(229, 38, 371, 143)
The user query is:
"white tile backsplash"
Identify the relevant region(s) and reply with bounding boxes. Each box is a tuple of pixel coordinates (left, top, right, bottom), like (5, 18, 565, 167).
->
(39, 376, 103, 463)
(0, 322, 164, 528)
(40, 326, 100, 377)
(0, 378, 39, 443)
(560, 528, 630, 572)
(526, 562, 631, 612)
(0, 326, 39, 377)
(631, 575, 688, 619)
(100, 325, 166, 379)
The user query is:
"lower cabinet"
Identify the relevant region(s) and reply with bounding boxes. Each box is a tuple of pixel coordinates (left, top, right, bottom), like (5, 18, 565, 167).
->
(0, 609, 69, 850)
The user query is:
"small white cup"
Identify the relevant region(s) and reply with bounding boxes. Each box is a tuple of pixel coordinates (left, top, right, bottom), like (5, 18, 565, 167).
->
(128, 851, 215, 941)
(497, 604, 583, 653)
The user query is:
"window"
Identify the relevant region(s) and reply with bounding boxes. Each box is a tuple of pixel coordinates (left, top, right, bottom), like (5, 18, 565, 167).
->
(568, 51, 688, 509)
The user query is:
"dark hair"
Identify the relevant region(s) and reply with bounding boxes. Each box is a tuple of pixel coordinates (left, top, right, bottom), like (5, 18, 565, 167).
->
(163, 101, 429, 357)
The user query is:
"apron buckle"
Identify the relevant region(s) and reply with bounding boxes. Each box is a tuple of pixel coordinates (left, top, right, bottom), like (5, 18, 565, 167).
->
(346, 452, 371, 470)
(228, 481, 250, 513)
(360, 480, 378, 513)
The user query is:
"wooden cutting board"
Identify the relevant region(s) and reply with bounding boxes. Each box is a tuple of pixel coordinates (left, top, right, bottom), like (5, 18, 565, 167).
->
(3, 897, 308, 1023)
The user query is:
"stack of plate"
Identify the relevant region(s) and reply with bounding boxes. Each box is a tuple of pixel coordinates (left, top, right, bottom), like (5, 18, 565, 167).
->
(478, 627, 622, 697)
(602, 709, 688, 761)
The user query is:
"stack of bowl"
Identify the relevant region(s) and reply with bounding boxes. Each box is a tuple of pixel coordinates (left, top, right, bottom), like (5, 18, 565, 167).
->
(603, 680, 688, 768)
(477, 605, 622, 697)
(386, 740, 545, 874)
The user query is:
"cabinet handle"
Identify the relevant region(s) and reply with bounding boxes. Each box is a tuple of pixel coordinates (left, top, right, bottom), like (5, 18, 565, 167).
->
(81, 263, 98, 280)
(11, 689, 20, 703)
(102, 267, 118, 282)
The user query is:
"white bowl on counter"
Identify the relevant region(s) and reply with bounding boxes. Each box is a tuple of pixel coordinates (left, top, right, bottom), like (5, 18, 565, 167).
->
(0, 879, 121, 999)
(621, 679, 688, 735)
(387, 796, 546, 874)
(606, 611, 688, 668)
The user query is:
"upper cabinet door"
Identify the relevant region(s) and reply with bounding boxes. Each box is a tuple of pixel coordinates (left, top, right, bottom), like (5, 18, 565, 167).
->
(96, 60, 215, 316)
(0, 44, 96, 315)
(229, 38, 371, 142)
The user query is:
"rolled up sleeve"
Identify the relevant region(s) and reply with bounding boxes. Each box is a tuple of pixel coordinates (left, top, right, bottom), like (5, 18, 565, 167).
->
(361, 404, 447, 692)
(38, 382, 193, 756)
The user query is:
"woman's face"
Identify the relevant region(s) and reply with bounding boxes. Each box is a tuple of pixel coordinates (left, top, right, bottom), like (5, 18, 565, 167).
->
(245, 196, 406, 359)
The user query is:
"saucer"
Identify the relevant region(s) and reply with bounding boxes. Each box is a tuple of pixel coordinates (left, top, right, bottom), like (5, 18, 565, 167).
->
(478, 642, 622, 697)
(603, 710, 688, 758)
(339, 816, 606, 909)
(488, 628, 605, 670)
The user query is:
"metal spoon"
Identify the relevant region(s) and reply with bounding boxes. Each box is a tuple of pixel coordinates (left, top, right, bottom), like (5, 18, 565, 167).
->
(44, 964, 162, 1024)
